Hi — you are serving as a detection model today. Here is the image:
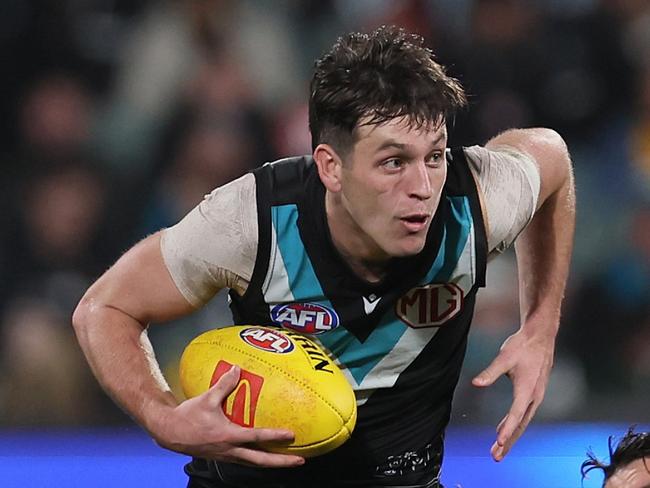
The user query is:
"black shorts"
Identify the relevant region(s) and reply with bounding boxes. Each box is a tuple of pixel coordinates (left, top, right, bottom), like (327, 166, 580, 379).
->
(186, 463, 442, 488)
(185, 439, 444, 488)
(187, 477, 442, 488)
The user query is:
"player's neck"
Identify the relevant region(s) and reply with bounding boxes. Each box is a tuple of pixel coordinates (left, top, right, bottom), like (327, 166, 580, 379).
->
(325, 192, 390, 283)
(336, 247, 389, 283)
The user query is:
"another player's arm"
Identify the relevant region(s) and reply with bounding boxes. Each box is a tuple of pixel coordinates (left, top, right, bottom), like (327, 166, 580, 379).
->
(72, 232, 303, 467)
(472, 128, 575, 461)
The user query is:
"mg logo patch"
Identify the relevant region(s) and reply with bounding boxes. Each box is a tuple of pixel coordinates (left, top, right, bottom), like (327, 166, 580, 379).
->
(396, 283, 464, 328)
(239, 327, 295, 353)
(270, 302, 340, 334)
(210, 360, 264, 427)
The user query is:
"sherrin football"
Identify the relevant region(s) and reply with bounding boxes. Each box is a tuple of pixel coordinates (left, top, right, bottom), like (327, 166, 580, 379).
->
(179, 325, 357, 457)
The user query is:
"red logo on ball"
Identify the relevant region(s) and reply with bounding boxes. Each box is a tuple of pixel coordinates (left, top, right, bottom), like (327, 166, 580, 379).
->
(210, 360, 264, 428)
(239, 327, 295, 353)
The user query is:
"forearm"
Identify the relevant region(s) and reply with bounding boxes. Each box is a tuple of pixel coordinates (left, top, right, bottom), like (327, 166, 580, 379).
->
(474, 128, 575, 460)
(515, 157, 575, 336)
(69, 233, 303, 466)
(72, 300, 177, 438)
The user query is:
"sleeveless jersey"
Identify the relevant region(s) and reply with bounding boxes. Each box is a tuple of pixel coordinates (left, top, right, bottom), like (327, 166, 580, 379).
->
(218, 148, 487, 483)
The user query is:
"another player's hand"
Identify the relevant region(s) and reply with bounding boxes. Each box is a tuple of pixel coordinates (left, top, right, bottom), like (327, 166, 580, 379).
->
(153, 365, 305, 467)
(471, 323, 555, 462)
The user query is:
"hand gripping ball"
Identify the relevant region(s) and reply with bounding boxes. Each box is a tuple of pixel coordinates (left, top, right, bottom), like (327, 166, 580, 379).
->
(179, 325, 357, 457)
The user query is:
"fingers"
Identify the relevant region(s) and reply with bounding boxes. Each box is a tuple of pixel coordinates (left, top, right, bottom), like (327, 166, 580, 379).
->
(171, 364, 305, 468)
(495, 381, 535, 447)
(235, 425, 295, 444)
(227, 446, 305, 468)
(495, 414, 507, 434)
(492, 401, 537, 462)
(214, 426, 299, 467)
(472, 354, 510, 387)
(205, 365, 241, 408)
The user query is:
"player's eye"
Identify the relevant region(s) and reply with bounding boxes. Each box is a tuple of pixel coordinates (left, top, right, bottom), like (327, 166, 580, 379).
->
(383, 158, 404, 170)
(425, 152, 444, 167)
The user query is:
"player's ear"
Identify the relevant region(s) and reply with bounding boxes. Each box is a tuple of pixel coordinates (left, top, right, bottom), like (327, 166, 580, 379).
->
(313, 144, 343, 192)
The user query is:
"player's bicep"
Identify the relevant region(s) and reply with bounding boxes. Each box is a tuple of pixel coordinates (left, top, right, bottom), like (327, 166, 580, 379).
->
(81, 232, 198, 325)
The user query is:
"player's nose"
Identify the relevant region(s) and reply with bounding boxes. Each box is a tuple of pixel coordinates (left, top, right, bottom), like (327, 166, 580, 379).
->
(407, 161, 433, 200)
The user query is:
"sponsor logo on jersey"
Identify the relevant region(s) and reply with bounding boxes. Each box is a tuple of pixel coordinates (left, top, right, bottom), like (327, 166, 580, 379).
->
(396, 283, 464, 328)
(239, 327, 295, 353)
(362, 294, 381, 314)
(270, 302, 340, 334)
(210, 360, 264, 427)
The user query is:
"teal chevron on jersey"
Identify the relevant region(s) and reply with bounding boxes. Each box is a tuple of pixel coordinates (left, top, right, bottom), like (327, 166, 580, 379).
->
(319, 310, 408, 384)
(271, 196, 475, 386)
(272, 202, 408, 384)
(321, 196, 473, 385)
(422, 196, 472, 283)
(272, 204, 325, 301)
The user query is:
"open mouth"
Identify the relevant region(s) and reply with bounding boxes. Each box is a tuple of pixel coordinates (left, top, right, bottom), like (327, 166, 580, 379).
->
(400, 214, 429, 232)
(402, 215, 427, 224)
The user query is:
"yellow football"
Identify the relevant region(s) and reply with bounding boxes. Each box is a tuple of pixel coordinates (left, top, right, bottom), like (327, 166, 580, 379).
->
(179, 325, 357, 457)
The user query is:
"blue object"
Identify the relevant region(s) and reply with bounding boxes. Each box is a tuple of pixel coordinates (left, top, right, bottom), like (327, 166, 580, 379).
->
(0, 423, 646, 488)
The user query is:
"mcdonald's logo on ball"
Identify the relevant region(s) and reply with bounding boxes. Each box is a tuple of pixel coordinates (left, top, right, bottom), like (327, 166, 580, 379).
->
(179, 326, 357, 457)
(210, 360, 264, 427)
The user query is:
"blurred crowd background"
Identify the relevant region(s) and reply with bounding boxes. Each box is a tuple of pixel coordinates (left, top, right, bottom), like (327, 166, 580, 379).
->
(0, 0, 648, 430)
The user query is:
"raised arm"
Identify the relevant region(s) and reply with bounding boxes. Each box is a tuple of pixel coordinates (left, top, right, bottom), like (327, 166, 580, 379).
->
(72, 232, 303, 467)
(472, 128, 576, 461)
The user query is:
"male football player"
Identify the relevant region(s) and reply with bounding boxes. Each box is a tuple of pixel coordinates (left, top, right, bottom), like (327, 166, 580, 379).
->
(73, 26, 575, 487)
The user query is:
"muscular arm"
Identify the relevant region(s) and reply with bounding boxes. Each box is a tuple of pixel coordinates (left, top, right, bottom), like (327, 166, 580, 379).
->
(72, 232, 303, 467)
(488, 128, 574, 326)
(472, 128, 575, 460)
(72, 233, 194, 434)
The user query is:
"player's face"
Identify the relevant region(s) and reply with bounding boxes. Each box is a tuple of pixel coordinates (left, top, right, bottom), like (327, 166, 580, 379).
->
(330, 117, 447, 260)
(605, 457, 650, 488)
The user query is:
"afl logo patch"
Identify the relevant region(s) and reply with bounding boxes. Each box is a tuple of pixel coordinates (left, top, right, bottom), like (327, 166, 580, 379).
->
(396, 283, 464, 328)
(270, 303, 340, 334)
(239, 327, 295, 353)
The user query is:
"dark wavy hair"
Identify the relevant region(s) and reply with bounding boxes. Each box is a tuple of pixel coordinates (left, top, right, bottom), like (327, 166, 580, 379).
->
(309, 25, 467, 154)
(581, 427, 650, 486)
